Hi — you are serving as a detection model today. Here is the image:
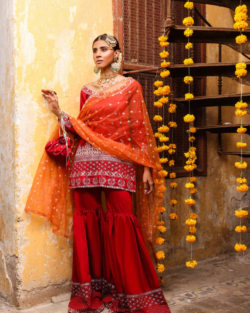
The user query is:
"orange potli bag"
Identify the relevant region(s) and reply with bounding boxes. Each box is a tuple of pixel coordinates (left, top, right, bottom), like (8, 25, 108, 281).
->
(25, 78, 166, 263)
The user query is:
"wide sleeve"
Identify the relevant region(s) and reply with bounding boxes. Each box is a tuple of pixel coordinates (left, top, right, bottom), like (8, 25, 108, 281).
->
(59, 89, 90, 133)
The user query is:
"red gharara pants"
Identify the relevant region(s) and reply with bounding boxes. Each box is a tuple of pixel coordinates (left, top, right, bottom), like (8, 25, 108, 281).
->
(68, 188, 171, 313)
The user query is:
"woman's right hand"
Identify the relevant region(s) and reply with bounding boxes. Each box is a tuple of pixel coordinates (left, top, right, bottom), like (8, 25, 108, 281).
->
(41, 89, 61, 117)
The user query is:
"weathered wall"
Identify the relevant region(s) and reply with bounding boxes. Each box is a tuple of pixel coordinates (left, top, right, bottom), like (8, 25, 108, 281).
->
(0, 0, 17, 304)
(163, 5, 250, 269)
(12, 0, 113, 308)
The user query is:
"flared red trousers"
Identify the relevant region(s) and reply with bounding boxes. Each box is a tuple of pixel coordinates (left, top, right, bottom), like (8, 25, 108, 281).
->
(68, 187, 171, 313)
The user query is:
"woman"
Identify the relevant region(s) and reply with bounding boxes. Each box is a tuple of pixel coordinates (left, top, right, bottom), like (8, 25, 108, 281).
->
(25, 34, 171, 313)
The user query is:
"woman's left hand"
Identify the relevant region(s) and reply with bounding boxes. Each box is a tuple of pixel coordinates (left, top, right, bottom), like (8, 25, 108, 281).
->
(143, 167, 154, 195)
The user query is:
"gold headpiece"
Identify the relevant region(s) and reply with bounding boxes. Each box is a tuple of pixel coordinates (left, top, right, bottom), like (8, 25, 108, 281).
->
(105, 34, 117, 49)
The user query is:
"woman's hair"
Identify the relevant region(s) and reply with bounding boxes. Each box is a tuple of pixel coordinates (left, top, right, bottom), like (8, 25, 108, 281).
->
(92, 34, 121, 51)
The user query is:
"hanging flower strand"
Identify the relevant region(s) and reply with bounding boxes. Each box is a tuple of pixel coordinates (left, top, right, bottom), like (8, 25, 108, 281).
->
(234, 4, 248, 253)
(154, 34, 171, 281)
(183, 1, 198, 269)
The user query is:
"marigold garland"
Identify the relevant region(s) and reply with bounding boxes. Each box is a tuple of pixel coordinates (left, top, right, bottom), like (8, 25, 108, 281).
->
(155, 34, 172, 278)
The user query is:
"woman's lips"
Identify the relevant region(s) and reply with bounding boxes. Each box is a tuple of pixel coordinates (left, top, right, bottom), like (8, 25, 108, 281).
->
(96, 60, 103, 64)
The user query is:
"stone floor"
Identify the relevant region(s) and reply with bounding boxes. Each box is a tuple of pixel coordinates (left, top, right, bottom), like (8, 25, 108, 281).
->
(1, 252, 250, 313)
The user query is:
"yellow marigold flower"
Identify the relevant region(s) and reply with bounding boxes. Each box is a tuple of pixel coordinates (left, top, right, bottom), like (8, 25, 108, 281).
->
(189, 213, 198, 219)
(184, 165, 195, 172)
(154, 80, 164, 87)
(235, 225, 247, 233)
(237, 126, 247, 134)
(184, 76, 194, 84)
(186, 235, 196, 242)
(236, 34, 248, 45)
(184, 28, 193, 37)
(185, 198, 196, 207)
(168, 121, 177, 128)
(185, 42, 193, 49)
(189, 226, 197, 234)
(235, 162, 247, 169)
(154, 101, 163, 108)
(156, 237, 165, 245)
(184, 114, 195, 123)
(157, 225, 167, 233)
(168, 103, 177, 113)
(235, 4, 248, 14)
(235, 109, 247, 117)
(159, 170, 168, 178)
(234, 12, 248, 22)
(237, 184, 249, 193)
(184, 58, 194, 65)
(159, 97, 169, 104)
(154, 89, 162, 96)
(235, 243, 247, 252)
(235, 101, 248, 109)
(186, 260, 197, 268)
(159, 51, 169, 58)
(155, 146, 163, 153)
(186, 218, 197, 226)
(158, 35, 168, 42)
(169, 142, 176, 148)
(170, 172, 176, 179)
(162, 144, 170, 151)
(236, 62, 247, 70)
(235, 210, 248, 218)
(158, 125, 169, 133)
(169, 213, 178, 220)
(157, 263, 165, 273)
(157, 221, 165, 226)
(185, 93, 194, 101)
(154, 132, 162, 138)
(191, 188, 198, 195)
(170, 182, 177, 189)
(168, 148, 176, 155)
(159, 278, 164, 284)
(190, 127, 197, 133)
(158, 185, 166, 193)
(169, 160, 175, 167)
(153, 115, 163, 122)
(169, 199, 177, 206)
(189, 136, 196, 142)
(237, 142, 247, 148)
(235, 68, 248, 78)
(234, 21, 248, 31)
(157, 206, 166, 213)
(183, 16, 194, 26)
(185, 182, 195, 189)
(161, 85, 171, 95)
(160, 158, 168, 164)
(190, 147, 196, 152)
(159, 135, 169, 142)
(161, 61, 171, 68)
(184, 1, 194, 10)
(160, 70, 170, 78)
(160, 41, 170, 47)
(236, 177, 247, 184)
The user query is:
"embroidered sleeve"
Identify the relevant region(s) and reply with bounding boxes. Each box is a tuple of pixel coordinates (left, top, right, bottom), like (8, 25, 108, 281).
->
(58, 89, 92, 133)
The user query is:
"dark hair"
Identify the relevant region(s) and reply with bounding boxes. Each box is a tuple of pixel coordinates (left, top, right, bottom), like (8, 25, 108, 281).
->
(92, 33, 121, 51)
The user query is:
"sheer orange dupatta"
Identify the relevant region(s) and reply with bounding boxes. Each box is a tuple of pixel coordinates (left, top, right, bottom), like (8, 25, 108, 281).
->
(25, 78, 166, 263)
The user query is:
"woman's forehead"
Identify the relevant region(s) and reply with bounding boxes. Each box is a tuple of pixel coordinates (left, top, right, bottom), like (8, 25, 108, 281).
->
(93, 40, 110, 49)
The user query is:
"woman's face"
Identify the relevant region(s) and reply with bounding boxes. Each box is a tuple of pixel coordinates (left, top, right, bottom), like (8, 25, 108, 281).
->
(92, 40, 118, 70)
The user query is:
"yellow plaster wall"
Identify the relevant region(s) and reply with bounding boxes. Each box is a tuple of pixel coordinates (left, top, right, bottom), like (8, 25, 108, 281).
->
(15, 0, 113, 307)
(0, 0, 17, 303)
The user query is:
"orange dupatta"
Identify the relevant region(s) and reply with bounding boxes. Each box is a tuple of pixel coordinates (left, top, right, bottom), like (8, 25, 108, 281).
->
(25, 78, 166, 263)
